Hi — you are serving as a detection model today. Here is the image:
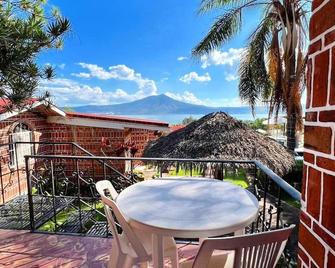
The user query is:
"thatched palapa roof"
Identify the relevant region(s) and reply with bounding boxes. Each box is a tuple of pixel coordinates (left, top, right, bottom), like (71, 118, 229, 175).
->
(144, 112, 295, 176)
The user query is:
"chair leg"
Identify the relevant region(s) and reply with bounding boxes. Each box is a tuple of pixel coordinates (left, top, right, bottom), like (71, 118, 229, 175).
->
(140, 262, 149, 268)
(169, 249, 179, 268)
(108, 247, 126, 268)
(123, 256, 136, 268)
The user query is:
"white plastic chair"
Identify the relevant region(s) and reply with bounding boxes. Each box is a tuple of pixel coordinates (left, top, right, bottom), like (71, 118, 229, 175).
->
(95, 179, 119, 200)
(181, 225, 295, 268)
(95, 180, 178, 268)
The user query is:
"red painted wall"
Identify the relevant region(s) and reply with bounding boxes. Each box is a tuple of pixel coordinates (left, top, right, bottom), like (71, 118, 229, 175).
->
(299, 0, 335, 267)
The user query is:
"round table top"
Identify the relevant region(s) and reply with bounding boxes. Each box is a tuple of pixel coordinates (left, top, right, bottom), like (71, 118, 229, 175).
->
(116, 178, 259, 238)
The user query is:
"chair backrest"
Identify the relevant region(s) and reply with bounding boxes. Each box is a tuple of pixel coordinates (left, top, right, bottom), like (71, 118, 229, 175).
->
(192, 225, 295, 268)
(95, 180, 148, 259)
(95, 180, 119, 200)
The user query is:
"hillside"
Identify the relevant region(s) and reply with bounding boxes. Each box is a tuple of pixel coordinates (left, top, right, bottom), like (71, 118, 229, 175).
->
(72, 94, 266, 115)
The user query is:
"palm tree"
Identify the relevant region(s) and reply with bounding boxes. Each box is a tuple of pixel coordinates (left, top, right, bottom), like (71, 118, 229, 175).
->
(193, 0, 309, 151)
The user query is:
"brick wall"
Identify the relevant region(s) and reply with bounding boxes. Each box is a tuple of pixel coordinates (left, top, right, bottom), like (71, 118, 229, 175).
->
(0, 111, 161, 204)
(299, 0, 335, 267)
(0, 111, 51, 203)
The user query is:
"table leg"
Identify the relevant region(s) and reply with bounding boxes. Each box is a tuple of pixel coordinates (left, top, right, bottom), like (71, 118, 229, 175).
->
(152, 233, 164, 268)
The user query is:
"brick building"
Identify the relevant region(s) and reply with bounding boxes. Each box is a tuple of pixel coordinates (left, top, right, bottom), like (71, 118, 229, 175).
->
(299, 0, 335, 267)
(0, 100, 169, 204)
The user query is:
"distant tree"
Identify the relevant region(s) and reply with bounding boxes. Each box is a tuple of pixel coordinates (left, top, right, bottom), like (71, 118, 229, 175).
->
(0, 0, 70, 111)
(245, 118, 267, 130)
(193, 0, 309, 151)
(182, 116, 196, 125)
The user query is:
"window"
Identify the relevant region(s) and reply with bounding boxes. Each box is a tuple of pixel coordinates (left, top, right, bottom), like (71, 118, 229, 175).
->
(9, 123, 33, 167)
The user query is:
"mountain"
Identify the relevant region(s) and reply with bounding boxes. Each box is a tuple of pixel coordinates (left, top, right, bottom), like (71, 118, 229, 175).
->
(72, 94, 267, 115)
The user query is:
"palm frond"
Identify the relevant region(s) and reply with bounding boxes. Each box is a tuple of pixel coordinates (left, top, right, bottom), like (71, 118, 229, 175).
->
(238, 50, 259, 113)
(248, 16, 272, 89)
(198, 0, 250, 13)
(192, 8, 242, 56)
(47, 17, 70, 38)
(267, 29, 284, 119)
(238, 13, 273, 114)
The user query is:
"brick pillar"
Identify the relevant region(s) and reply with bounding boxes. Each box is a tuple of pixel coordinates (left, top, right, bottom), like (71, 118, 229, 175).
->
(299, 0, 335, 267)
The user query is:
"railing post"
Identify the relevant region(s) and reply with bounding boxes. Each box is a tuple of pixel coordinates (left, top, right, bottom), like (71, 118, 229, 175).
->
(33, 143, 36, 156)
(14, 143, 21, 196)
(262, 175, 269, 232)
(190, 162, 193, 177)
(159, 161, 163, 178)
(253, 164, 257, 195)
(76, 159, 83, 233)
(92, 159, 95, 181)
(276, 187, 282, 229)
(103, 160, 107, 180)
(251, 163, 257, 233)
(50, 160, 57, 232)
(0, 158, 4, 204)
(25, 156, 35, 231)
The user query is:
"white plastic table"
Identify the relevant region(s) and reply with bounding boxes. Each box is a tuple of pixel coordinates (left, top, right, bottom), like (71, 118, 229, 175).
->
(116, 178, 259, 268)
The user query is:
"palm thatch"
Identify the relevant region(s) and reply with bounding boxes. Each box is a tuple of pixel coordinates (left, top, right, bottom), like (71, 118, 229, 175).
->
(144, 112, 295, 176)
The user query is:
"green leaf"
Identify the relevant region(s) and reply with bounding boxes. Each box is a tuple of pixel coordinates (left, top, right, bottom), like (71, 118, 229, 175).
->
(0, 0, 70, 110)
(199, 0, 249, 13)
(193, 8, 242, 56)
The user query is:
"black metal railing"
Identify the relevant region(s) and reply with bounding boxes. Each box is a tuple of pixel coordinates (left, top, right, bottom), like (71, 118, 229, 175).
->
(23, 154, 300, 265)
(0, 141, 136, 200)
(0, 141, 77, 203)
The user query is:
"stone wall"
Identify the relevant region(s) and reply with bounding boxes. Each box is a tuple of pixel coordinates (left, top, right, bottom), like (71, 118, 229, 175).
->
(299, 0, 335, 267)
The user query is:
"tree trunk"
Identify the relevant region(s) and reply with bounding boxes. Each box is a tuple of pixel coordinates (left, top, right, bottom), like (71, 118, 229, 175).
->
(286, 113, 296, 151)
(286, 18, 298, 152)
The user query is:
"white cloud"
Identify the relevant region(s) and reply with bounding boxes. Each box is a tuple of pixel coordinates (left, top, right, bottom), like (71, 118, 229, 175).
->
(165, 91, 245, 107)
(39, 77, 247, 108)
(71, 72, 91, 78)
(73, 63, 158, 96)
(177, 56, 188, 61)
(200, 48, 244, 68)
(58, 63, 66, 70)
(38, 78, 156, 106)
(165, 91, 205, 105)
(225, 73, 239, 82)
(179, 72, 211, 84)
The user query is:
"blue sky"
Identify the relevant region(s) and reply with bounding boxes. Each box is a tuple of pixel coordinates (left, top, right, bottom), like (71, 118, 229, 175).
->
(38, 0, 263, 107)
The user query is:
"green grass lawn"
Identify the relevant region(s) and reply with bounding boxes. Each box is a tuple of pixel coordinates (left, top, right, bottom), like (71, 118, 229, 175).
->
(223, 176, 249, 188)
(39, 209, 72, 231)
(223, 169, 249, 188)
(168, 168, 203, 176)
(39, 201, 105, 232)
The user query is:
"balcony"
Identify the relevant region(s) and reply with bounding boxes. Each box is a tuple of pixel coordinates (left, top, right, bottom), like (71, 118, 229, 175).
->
(0, 142, 301, 267)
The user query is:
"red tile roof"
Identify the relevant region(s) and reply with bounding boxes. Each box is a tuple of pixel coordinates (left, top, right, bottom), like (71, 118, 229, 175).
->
(170, 124, 185, 132)
(66, 112, 169, 127)
(0, 98, 39, 113)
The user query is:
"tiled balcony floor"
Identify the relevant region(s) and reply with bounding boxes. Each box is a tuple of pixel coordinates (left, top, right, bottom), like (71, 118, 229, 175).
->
(0, 229, 198, 267)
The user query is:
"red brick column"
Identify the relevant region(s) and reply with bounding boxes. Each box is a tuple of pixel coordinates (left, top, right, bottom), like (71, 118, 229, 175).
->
(299, 0, 335, 267)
